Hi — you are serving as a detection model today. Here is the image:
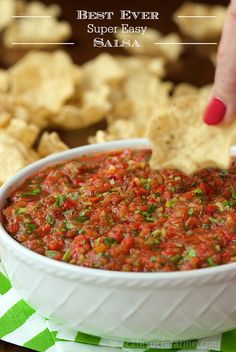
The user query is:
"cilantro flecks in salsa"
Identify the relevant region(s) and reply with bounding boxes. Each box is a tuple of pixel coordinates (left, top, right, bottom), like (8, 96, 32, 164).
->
(3, 149, 236, 272)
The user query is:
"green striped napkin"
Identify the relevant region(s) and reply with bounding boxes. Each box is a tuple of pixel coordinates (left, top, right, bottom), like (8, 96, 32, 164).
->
(0, 264, 236, 352)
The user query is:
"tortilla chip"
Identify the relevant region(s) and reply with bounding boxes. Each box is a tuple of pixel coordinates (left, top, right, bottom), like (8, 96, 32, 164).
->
(89, 58, 172, 143)
(116, 29, 183, 61)
(37, 132, 68, 157)
(0, 0, 15, 30)
(3, 0, 71, 48)
(0, 94, 23, 127)
(89, 118, 145, 144)
(81, 53, 125, 86)
(108, 72, 172, 123)
(90, 83, 171, 142)
(147, 94, 236, 174)
(116, 56, 166, 79)
(4, 18, 71, 48)
(172, 83, 198, 99)
(104, 56, 167, 122)
(172, 83, 212, 101)
(0, 93, 49, 130)
(9, 50, 81, 114)
(21, 1, 61, 17)
(0, 132, 38, 184)
(50, 84, 111, 129)
(14, 0, 26, 15)
(0, 70, 9, 93)
(0, 113, 11, 128)
(4, 119, 40, 147)
(173, 2, 226, 40)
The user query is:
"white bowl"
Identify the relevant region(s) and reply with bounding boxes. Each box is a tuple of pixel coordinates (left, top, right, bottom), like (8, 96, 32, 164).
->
(1, 138, 236, 343)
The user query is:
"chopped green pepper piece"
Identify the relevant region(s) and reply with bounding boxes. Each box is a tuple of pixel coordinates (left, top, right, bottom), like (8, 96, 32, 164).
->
(62, 249, 71, 262)
(139, 178, 152, 190)
(184, 248, 197, 261)
(188, 208, 194, 216)
(25, 223, 37, 233)
(144, 183, 151, 191)
(223, 200, 236, 209)
(45, 250, 58, 258)
(69, 192, 79, 200)
(77, 210, 89, 223)
(171, 255, 181, 263)
(207, 257, 217, 267)
(165, 198, 177, 208)
(146, 217, 155, 222)
(150, 256, 157, 263)
(64, 221, 73, 230)
(46, 215, 55, 225)
(136, 209, 155, 221)
(151, 229, 160, 237)
(104, 237, 117, 246)
(147, 204, 157, 214)
(202, 223, 210, 229)
(17, 208, 26, 215)
(55, 195, 65, 207)
(232, 188, 236, 199)
(209, 217, 218, 224)
(21, 188, 41, 197)
(219, 170, 228, 179)
(188, 248, 197, 257)
(194, 188, 203, 196)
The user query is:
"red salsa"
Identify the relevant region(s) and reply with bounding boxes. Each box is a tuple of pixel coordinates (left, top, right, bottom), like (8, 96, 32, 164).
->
(3, 149, 236, 272)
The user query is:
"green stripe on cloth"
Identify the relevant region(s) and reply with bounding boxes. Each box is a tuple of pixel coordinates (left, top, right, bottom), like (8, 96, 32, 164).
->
(221, 329, 236, 352)
(23, 328, 56, 352)
(144, 349, 180, 352)
(75, 331, 101, 345)
(0, 299, 35, 339)
(0, 272, 12, 294)
(172, 340, 198, 349)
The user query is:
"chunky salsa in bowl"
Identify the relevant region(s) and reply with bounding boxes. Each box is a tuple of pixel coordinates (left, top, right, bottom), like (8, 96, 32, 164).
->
(2, 144, 236, 272)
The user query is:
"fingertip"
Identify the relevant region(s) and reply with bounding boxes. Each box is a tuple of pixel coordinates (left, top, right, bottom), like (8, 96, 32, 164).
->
(203, 98, 227, 125)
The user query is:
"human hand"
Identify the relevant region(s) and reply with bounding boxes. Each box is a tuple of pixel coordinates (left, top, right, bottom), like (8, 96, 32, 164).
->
(204, 0, 236, 125)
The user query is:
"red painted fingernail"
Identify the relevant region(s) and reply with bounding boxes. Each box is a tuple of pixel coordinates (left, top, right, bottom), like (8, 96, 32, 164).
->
(203, 98, 227, 125)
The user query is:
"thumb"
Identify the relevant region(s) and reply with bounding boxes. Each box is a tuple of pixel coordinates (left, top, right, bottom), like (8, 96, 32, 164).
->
(204, 0, 236, 125)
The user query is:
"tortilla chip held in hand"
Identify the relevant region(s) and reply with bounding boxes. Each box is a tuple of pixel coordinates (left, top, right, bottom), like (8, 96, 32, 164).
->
(148, 95, 236, 174)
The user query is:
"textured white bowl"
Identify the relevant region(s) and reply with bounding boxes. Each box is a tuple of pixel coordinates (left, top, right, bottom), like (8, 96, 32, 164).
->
(1, 138, 236, 343)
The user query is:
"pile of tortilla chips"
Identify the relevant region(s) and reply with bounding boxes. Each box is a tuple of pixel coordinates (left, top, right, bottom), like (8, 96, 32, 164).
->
(0, 1, 230, 183)
(173, 1, 226, 41)
(173, 1, 226, 65)
(0, 0, 72, 47)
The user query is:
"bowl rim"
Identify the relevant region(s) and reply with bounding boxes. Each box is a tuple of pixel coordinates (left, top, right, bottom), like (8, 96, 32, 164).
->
(1, 137, 236, 281)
